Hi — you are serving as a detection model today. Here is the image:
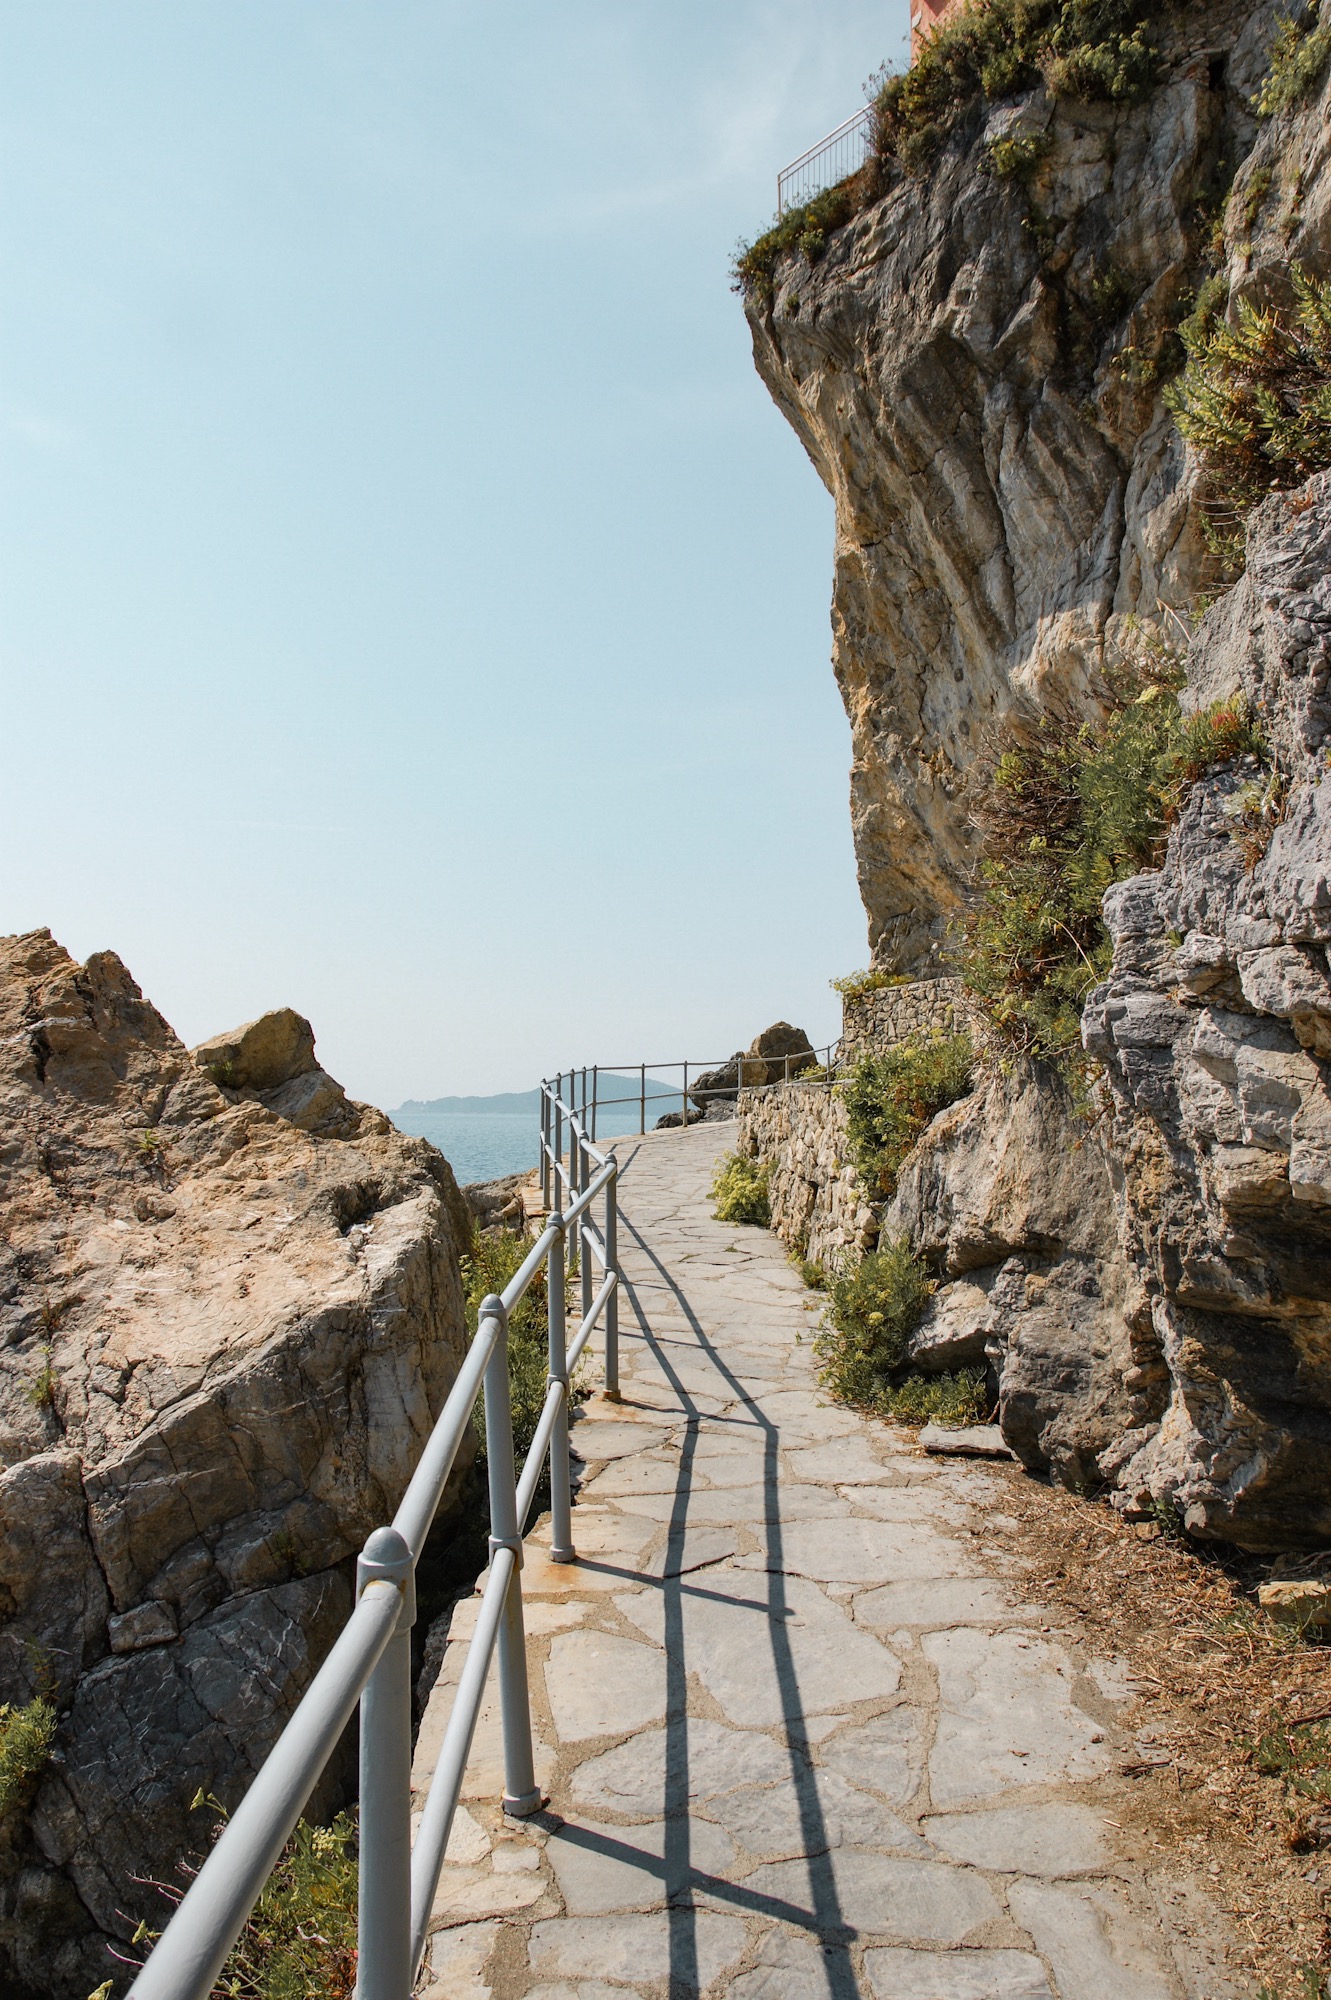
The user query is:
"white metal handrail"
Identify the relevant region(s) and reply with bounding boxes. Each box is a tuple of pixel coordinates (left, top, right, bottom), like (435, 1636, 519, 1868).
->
(777, 106, 873, 217)
(129, 1140, 621, 2000)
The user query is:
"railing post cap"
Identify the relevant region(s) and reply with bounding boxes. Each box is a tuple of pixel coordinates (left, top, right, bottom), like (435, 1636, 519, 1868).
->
(361, 1524, 411, 1570)
(548, 1210, 565, 1233)
(479, 1291, 509, 1325)
(356, 1525, 416, 1627)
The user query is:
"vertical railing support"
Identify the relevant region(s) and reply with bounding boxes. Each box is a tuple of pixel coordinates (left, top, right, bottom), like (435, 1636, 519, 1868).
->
(480, 1295, 543, 1817)
(604, 1153, 620, 1402)
(546, 1217, 575, 1563)
(540, 1084, 551, 1210)
(356, 1526, 416, 2000)
(682, 1060, 688, 1128)
(639, 1062, 645, 1135)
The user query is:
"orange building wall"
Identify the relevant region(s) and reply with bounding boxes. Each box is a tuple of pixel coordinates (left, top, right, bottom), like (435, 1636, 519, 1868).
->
(911, 0, 964, 62)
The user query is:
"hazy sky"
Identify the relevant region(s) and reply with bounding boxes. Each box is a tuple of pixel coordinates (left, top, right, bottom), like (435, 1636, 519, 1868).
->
(1, 2, 909, 1105)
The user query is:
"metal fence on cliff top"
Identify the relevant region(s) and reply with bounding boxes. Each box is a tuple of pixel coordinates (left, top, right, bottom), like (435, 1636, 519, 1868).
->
(777, 106, 872, 216)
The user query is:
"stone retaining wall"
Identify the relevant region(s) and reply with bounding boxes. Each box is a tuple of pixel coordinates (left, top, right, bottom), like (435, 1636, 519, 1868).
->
(737, 1083, 876, 1273)
(738, 977, 982, 1273)
(839, 976, 981, 1063)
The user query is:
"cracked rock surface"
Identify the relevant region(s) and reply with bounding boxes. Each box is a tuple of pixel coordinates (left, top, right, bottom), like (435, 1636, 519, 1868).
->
(0, 928, 473, 1998)
(416, 1123, 1244, 1999)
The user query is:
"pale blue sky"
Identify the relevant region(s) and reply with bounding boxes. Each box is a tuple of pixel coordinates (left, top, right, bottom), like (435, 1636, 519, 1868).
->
(1, 2, 909, 1104)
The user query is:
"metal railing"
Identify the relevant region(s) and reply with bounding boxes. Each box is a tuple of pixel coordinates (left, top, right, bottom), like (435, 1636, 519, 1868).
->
(539, 1047, 839, 1171)
(777, 106, 872, 216)
(129, 1086, 620, 2000)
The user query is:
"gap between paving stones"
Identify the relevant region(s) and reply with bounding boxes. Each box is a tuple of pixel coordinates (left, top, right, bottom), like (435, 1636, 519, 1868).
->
(413, 1122, 1250, 2000)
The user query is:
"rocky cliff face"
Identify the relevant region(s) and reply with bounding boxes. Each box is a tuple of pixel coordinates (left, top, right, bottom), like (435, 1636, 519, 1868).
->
(744, 4, 1331, 1547)
(0, 932, 472, 1997)
(1083, 476, 1331, 1548)
(745, 0, 1282, 969)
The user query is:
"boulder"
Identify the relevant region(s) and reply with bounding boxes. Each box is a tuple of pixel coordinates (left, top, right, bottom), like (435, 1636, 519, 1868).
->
(689, 1023, 816, 1112)
(0, 930, 474, 1997)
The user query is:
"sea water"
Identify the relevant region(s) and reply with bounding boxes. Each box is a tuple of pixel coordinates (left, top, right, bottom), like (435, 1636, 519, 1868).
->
(391, 1097, 687, 1187)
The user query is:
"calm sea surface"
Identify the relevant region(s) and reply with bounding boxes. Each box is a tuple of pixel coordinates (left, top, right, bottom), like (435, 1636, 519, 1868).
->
(391, 1099, 686, 1187)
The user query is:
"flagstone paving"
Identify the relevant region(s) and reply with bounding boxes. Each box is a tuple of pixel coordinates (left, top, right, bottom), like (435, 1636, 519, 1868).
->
(415, 1121, 1246, 2000)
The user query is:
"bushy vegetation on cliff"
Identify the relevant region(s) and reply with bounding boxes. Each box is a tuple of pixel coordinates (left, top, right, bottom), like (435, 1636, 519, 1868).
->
(874, 0, 1159, 171)
(734, 0, 1175, 296)
(842, 1033, 975, 1197)
(1167, 265, 1331, 544)
(960, 635, 1265, 1056)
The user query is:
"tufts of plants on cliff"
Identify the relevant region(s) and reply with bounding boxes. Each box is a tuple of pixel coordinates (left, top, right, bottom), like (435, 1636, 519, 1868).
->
(1166, 264, 1331, 563)
(842, 1032, 975, 1199)
(733, 0, 1181, 298)
(1256, 0, 1331, 117)
(874, 0, 1160, 171)
(959, 630, 1265, 1057)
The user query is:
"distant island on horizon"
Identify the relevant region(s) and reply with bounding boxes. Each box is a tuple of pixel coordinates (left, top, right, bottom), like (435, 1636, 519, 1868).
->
(394, 1073, 684, 1118)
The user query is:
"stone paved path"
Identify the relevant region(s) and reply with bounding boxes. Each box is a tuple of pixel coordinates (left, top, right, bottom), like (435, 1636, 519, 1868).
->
(415, 1123, 1242, 2000)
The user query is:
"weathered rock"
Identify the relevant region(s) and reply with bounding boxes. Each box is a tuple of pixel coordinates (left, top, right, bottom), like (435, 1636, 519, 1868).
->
(1084, 480, 1331, 1549)
(1257, 1579, 1331, 1630)
(691, 1022, 816, 1114)
(0, 930, 474, 1995)
(743, 8, 1285, 970)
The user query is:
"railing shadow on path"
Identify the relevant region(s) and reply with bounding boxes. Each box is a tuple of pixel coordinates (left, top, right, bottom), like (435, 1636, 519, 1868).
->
(557, 1147, 861, 1999)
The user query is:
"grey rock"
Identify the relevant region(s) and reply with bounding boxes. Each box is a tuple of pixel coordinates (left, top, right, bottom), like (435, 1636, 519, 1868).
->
(106, 1602, 176, 1654)
(863, 1948, 1055, 2000)
(919, 1425, 1011, 1459)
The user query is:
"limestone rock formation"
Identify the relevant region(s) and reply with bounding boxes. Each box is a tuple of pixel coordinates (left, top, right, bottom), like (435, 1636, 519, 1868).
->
(742, 4, 1331, 1545)
(1083, 477, 1331, 1549)
(0, 932, 473, 1997)
(744, 1, 1283, 970)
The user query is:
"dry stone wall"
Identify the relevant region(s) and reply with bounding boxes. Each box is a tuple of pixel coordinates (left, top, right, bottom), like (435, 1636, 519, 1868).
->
(737, 1083, 875, 1273)
(738, 977, 977, 1272)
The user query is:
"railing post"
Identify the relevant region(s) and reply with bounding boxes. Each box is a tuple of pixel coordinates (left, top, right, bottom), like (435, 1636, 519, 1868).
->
(682, 1059, 688, 1128)
(356, 1526, 416, 2000)
(591, 1063, 598, 1145)
(604, 1153, 620, 1402)
(481, 1295, 543, 1817)
(540, 1085, 550, 1210)
(639, 1062, 645, 1135)
(546, 1217, 575, 1563)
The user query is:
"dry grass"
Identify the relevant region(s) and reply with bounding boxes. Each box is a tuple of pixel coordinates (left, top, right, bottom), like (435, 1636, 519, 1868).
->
(997, 1468, 1331, 1995)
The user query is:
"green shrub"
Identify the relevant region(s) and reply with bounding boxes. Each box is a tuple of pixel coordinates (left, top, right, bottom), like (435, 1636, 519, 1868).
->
(0, 1698, 55, 1819)
(733, 0, 1171, 296)
(959, 633, 1266, 1057)
(462, 1229, 554, 1477)
(873, 0, 1161, 171)
(137, 1803, 358, 2000)
(841, 1034, 975, 1198)
(711, 1153, 771, 1225)
(1166, 263, 1331, 518)
(831, 968, 910, 1000)
(733, 178, 869, 303)
(1256, 3, 1331, 116)
(879, 1368, 990, 1426)
(983, 128, 1052, 181)
(817, 1239, 935, 1407)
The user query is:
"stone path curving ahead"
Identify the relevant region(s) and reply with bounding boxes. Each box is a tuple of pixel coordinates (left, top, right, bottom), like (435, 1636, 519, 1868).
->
(415, 1122, 1243, 2000)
